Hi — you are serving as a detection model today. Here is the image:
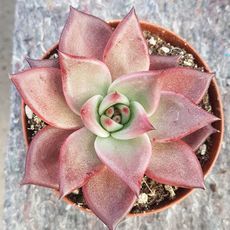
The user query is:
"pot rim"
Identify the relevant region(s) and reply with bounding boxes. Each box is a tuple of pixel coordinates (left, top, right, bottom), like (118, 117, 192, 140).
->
(21, 20, 224, 217)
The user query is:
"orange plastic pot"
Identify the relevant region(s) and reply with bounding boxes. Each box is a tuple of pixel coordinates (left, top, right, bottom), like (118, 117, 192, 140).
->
(21, 20, 224, 217)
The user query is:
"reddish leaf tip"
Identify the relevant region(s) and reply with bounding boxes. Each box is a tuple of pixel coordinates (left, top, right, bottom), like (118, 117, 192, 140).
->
(160, 67, 214, 104)
(82, 168, 136, 229)
(201, 182, 206, 190)
(146, 140, 205, 189)
(149, 91, 219, 141)
(183, 124, 218, 151)
(103, 7, 149, 79)
(60, 6, 112, 60)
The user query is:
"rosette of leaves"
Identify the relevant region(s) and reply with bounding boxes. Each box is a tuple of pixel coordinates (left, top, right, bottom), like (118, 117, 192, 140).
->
(11, 7, 219, 230)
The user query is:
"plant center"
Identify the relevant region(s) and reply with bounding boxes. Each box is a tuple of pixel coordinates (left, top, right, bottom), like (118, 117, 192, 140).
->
(100, 104, 131, 133)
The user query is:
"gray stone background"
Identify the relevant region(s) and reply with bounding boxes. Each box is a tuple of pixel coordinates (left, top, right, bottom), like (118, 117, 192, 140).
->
(2, 0, 230, 229)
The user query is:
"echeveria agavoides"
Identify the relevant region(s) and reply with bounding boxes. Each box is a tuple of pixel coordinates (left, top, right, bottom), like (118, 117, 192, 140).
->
(10, 7, 219, 230)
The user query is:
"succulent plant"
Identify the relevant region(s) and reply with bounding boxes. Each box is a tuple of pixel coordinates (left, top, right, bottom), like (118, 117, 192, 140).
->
(10, 7, 219, 230)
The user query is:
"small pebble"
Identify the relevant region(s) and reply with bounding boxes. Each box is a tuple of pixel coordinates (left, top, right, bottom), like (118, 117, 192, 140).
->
(25, 105, 33, 119)
(199, 144, 207, 155)
(137, 193, 148, 204)
(183, 59, 194, 66)
(164, 185, 176, 198)
(148, 37, 157, 46)
(72, 189, 80, 195)
(34, 116, 42, 124)
(160, 46, 170, 54)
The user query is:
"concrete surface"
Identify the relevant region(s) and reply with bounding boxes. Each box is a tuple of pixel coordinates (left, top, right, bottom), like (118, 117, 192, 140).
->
(2, 0, 230, 230)
(0, 0, 15, 226)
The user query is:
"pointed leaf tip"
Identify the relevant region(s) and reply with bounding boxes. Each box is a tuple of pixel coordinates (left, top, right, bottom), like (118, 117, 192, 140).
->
(161, 67, 214, 104)
(22, 126, 73, 189)
(83, 168, 136, 229)
(146, 140, 204, 189)
(95, 134, 152, 195)
(183, 125, 217, 151)
(59, 7, 112, 60)
(59, 127, 103, 197)
(149, 91, 219, 141)
(103, 8, 149, 80)
(10, 67, 82, 129)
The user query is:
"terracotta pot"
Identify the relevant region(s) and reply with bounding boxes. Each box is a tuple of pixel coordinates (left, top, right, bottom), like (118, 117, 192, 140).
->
(21, 20, 224, 217)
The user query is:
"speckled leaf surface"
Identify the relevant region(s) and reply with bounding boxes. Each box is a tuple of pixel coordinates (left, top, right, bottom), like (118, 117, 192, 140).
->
(59, 127, 104, 198)
(59, 52, 111, 115)
(4, 1, 230, 230)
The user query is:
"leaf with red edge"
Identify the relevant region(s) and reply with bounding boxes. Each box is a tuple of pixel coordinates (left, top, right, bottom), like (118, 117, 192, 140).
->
(10, 67, 82, 129)
(83, 168, 136, 230)
(100, 115, 123, 132)
(150, 55, 180, 70)
(59, 127, 103, 197)
(103, 8, 149, 80)
(149, 91, 219, 142)
(108, 71, 163, 116)
(95, 134, 152, 195)
(145, 140, 204, 189)
(21, 126, 73, 189)
(26, 57, 59, 68)
(98, 91, 129, 115)
(183, 125, 217, 151)
(59, 52, 111, 115)
(161, 67, 214, 104)
(59, 7, 112, 60)
(80, 95, 109, 138)
(111, 101, 154, 140)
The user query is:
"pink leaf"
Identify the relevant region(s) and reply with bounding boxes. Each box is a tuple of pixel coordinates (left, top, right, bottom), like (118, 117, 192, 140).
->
(108, 71, 163, 116)
(80, 95, 110, 137)
(150, 55, 180, 70)
(145, 140, 204, 188)
(10, 67, 82, 129)
(149, 91, 219, 141)
(98, 91, 129, 115)
(59, 127, 103, 197)
(83, 168, 136, 229)
(95, 134, 152, 195)
(59, 52, 111, 115)
(111, 101, 154, 140)
(26, 57, 59, 68)
(103, 8, 150, 80)
(100, 115, 123, 132)
(161, 67, 213, 104)
(183, 125, 217, 151)
(59, 7, 112, 60)
(21, 126, 73, 189)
